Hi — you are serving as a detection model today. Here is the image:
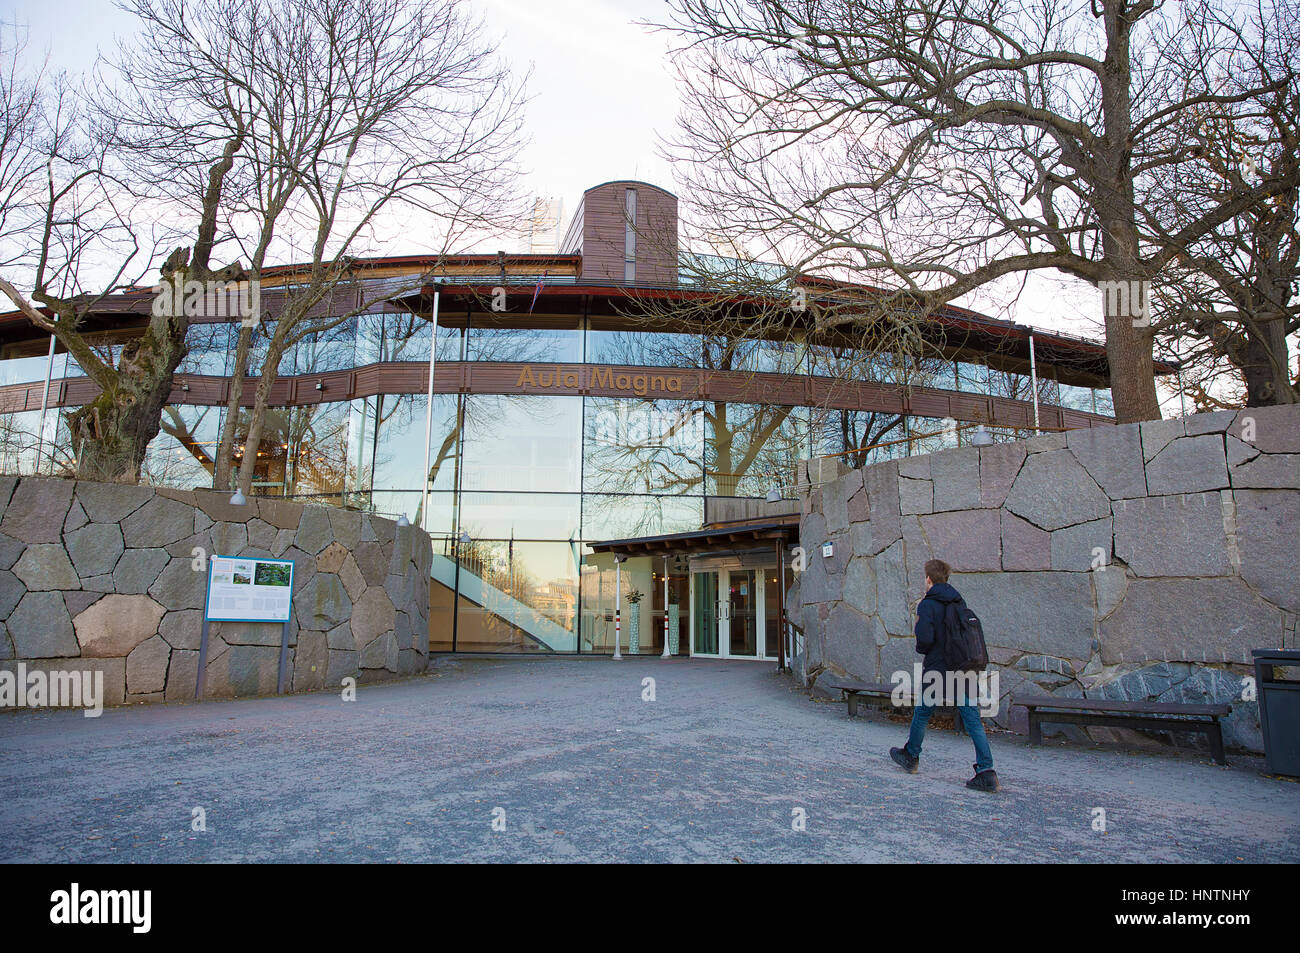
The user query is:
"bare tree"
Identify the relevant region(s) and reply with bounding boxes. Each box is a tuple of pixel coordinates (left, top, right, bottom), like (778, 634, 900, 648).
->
(0, 20, 244, 481)
(1149, 0, 1299, 407)
(659, 0, 1297, 423)
(98, 0, 527, 496)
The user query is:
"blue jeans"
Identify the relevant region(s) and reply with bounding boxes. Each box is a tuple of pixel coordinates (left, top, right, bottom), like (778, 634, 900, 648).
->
(905, 702, 994, 773)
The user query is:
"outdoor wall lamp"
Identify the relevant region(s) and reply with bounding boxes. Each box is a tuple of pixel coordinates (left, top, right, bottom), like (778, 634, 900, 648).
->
(970, 424, 994, 447)
(180, 380, 190, 391)
(315, 380, 324, 391)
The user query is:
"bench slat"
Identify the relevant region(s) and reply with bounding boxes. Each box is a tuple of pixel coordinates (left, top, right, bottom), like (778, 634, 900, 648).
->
(1015, 695, 1231, 717)
(821, 678, 894, 695)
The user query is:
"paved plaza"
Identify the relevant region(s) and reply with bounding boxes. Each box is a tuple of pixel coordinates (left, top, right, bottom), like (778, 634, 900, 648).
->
(1, 658, 1296, 863)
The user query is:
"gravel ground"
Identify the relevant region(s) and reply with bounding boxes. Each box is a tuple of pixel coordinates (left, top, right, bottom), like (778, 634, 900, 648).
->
(1, 657, 1296, 863)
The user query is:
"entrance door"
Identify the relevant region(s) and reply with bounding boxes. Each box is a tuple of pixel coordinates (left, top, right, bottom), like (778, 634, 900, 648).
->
(690, 568, 766, 659)
(726, 569, 758, 657)
(692, 570, 719, 655)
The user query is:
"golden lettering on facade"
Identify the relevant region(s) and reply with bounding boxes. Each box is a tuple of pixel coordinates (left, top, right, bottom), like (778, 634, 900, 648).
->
(515, 364, 683, 395)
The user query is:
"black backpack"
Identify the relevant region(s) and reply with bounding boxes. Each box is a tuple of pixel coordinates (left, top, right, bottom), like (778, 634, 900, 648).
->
(943, 601, 989, 672)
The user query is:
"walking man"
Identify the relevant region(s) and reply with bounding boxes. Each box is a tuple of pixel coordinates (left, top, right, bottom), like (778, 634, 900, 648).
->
(890, 558, 1000, 791)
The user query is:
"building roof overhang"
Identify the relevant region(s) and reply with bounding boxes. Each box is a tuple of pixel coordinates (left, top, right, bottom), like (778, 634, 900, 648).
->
(588, 517, 799, 558)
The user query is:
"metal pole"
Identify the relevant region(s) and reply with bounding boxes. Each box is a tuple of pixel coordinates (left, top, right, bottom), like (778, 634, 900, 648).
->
(196, 617, 210, 699)
(276, 620, 291, 694)
(420, 285, 440, 530)
(775, 539, 786, 673)
(35, 331, 56, 474)
(661, 555, 671, 658)
(613, 557, 622, 660)
(1028, 332, 1041, 432)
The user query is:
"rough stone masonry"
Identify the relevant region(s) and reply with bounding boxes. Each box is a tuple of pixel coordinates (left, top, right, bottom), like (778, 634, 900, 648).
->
(0, 479, 432, 705)
(790, 403, 1300, 753)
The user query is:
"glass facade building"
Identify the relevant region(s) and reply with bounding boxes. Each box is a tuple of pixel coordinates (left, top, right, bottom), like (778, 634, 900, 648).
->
(0, 179, 1128, 660)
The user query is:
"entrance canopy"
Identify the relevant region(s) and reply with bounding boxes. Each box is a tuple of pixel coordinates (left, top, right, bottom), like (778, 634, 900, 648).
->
(588, 516, 799, 558)
(589, 516, 801, 670)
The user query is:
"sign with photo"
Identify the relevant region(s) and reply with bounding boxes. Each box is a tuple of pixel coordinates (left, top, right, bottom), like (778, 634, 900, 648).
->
(205, 555, 295, 623)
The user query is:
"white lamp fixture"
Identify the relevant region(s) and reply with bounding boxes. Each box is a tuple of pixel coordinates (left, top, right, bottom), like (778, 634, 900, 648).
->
(971, 425, 994, 447)
(396, 514, 409, 527)
(229, 490, 247, 506)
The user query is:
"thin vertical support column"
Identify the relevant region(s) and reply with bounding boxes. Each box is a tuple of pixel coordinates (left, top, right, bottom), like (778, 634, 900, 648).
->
(775, 538, 786, 673)
(661, 554, 671, 658)
(613, 557, 623, 660)
(1028, 332, 1041, 432)
(36, 331, 56, 474)
(420, 286, 441, 530)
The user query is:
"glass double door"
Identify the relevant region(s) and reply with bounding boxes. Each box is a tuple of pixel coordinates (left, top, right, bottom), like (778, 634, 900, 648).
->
(691, 568, 764, 659)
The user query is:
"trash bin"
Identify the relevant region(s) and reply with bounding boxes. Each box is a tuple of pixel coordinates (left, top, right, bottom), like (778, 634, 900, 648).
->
(1252, 649, 1300, 777)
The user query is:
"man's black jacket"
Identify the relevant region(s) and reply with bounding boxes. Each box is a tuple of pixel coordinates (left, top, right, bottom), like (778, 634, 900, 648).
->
(915, 582, 965, 673)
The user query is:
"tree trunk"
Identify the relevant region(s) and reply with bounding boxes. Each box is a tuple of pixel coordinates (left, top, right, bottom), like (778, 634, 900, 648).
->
(237, 335, 287, 497)
(1103, 303, 1163, 423)
(1242, 316, 1296, 406)
(65, 326, 187, 483)
(214, 322, 255, 490)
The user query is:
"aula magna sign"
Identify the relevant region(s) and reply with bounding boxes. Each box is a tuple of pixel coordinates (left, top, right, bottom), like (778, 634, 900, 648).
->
(515, 364, 684, 397)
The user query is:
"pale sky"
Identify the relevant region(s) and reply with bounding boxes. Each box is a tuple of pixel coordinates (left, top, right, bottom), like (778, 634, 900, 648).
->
(4, 0, 1175, 407)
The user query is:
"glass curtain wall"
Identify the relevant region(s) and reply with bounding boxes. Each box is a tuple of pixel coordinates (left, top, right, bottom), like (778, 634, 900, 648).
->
(0, 307, 1121, 656)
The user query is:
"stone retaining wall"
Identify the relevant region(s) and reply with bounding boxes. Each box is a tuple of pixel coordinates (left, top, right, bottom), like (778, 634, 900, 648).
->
(0, 478, 431, 705)
(792, 404, 1300, 753)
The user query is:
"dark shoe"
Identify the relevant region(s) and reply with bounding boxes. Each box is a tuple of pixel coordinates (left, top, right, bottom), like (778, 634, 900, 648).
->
(890, 746, 919, 774)
(966, 768, 1000, 792)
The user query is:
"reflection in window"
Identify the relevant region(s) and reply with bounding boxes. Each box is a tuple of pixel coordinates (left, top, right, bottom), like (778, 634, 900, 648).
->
(700, 334, 805, 376)
(355, 309, 453, 364)
(905, 415, 960, 455)
(988, 366, 1032, 401)
(587, 328, 701, 367)
(467, 322, 581, 363)
(704, 400, 807, 497)
(364, 489, 430, 530)
(143, 405, 223, 489)
(291, 317, 357, 374)
(956, 360, 989, 393)
(181, 324, 232, 376)
(460, 394, 581, 493)
(0, 407, 73, 476)
(439, 538, 579, 653)
(0, 352, 70, 387)
(1057, 381, 1095, 412)
(583, 396, 702, 494)
(348, 393, 460, 496)
(284, 402, 352, 501)
(811, 407, 906, 468)
(581, 493, 704, 541)
(458, 491, 581, 540)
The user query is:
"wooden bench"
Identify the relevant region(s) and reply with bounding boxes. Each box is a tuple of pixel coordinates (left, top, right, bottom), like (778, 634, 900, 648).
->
(820, 677, 895, 717)
(1014, 696, 1232, 765)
